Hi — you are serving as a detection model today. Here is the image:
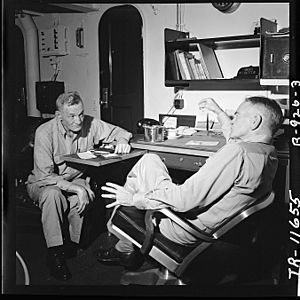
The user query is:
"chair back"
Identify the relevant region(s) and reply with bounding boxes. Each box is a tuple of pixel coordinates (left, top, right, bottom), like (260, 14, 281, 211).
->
(212, 191, 275, 239)
(173, 191, 275, 276)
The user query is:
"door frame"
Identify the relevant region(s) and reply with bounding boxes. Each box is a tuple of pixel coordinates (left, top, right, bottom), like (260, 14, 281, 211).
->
(98, 4, 146, 124)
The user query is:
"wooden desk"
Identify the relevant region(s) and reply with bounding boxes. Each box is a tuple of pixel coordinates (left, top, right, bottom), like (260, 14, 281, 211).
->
(62, 148, 147, 248)
(131, 133, 226, 172)
(62, 149, 146, 167)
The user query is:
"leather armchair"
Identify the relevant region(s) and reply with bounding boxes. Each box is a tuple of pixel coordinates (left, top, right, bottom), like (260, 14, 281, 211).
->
(109, 191, 275, 285)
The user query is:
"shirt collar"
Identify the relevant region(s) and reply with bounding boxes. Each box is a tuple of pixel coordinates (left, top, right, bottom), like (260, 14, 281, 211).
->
(56, 115, 85, 139)
(56, 116, 66, 135)
(56, 116, 75, 138)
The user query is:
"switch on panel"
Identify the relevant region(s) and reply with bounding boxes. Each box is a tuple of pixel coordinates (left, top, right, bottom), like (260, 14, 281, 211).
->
(39, 25, 69, 57)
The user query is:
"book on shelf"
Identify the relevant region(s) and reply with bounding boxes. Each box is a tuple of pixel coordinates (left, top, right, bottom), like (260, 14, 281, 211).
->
(169, 45, 222, 81)
(194, 58, 207, 79)
(187, 55, 199, 79)
(175, 50, 203, 80)
(192, 43, 210, 79)
(197, 43, 223, 79)
(166, 51, 181, 80)
(175, 50, 192, 80)
(185, 52, 197, 79)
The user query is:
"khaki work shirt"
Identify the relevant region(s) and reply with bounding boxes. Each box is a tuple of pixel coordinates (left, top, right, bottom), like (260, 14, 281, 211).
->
(27, 115, 132, 190)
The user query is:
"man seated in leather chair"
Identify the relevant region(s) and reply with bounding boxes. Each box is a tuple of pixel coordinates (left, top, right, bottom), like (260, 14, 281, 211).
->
(97, 96, 283, 270)
(26, 91, 132, 281)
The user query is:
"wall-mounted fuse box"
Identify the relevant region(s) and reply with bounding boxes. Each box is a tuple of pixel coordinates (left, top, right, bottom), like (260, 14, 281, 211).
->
(39, 25, 69, 57)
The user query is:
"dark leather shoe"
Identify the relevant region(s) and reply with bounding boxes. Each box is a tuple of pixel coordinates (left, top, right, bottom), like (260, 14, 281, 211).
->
(96, 246, 127, 263)
(96, 246, 145, 270)
(65, 242, 84, 258)
(47, 251, 72, 281)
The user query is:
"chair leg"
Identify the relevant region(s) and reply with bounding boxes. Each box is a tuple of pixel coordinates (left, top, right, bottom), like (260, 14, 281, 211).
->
(156, 268, 186, 285)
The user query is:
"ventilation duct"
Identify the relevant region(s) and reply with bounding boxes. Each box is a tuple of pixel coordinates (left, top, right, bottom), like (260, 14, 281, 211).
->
(15, 13, 41, 117)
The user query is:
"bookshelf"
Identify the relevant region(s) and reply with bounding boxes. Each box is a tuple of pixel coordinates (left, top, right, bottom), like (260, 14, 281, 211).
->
(165, 78, 265, 91)
(164, 19, 289, 92)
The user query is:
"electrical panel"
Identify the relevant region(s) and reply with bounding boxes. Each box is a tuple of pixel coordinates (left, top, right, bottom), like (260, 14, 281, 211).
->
(39, 25, 69, 57)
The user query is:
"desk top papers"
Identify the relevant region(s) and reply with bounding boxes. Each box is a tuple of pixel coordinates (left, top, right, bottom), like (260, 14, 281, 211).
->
(77, 151, 97, 159)
(77, 151, 120, 160)
(185, 140, 219, 147)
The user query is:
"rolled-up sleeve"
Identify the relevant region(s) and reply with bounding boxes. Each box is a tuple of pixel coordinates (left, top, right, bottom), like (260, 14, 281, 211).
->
(92, 119, 132, 144)
(217, 111, 232, 142)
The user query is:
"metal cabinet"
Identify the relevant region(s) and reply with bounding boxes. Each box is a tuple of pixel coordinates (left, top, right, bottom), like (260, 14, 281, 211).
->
(151, 151, 207, 172)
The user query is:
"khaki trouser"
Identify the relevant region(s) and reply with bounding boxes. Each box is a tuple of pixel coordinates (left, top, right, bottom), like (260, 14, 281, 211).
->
(27, 178, 89, 248)
(106, 153, 195, 253)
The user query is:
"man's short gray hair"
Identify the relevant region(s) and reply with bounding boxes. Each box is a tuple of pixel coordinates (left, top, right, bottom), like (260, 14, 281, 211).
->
(56, 91, 83, 111)
(245, 96, 284, 134)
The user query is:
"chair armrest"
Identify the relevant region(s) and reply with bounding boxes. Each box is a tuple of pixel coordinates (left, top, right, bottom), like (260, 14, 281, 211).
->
(138, 208, 215, 258)
(139, 210, 155, 255)
(138, 191, 275, 257)
(155, 208, 216, 242)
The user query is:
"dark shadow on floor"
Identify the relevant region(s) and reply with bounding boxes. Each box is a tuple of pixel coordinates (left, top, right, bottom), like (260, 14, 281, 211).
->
(14, 198, 296, 297)
(15, 199, 124, 286)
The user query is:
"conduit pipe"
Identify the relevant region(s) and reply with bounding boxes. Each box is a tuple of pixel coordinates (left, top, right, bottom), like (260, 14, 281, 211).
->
(15, 14, 41, 117)
(176, 4, 184, 31)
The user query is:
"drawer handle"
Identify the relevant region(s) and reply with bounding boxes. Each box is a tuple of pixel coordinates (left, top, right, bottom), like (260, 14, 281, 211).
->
(161, 157, 166, 162)
(194, 161, 203, 167)
(179, 157, 184, 162)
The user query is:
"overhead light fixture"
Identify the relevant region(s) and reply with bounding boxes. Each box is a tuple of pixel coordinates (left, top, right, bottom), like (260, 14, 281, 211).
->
(212, 3, 241, 14)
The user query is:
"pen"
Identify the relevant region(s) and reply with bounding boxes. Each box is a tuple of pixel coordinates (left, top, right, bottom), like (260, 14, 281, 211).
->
(206, 113, 209, 135)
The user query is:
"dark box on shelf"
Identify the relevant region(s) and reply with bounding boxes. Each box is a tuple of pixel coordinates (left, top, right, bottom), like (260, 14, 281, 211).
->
(36, 81, 65, 114)
(260, 35, 289, 79)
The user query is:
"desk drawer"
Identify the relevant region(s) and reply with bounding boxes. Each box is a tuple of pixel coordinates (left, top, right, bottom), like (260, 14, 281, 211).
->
(152, 151, 208, 172)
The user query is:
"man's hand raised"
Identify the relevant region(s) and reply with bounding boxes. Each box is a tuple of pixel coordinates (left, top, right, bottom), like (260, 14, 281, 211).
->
(101, 182, 133, 208)
(198, 98, 223, 115)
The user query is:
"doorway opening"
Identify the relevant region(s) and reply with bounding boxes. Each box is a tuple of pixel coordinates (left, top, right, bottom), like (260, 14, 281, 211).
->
(99, 5, 144, 133)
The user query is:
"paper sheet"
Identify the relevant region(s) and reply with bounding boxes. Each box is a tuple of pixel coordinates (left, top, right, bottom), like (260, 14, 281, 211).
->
(77, 151, 97, 159)
(162, 116, 177, 128)
(77, 151, 120, 159)
(185, 140, 219, 147)
(101, 153, 120, 159)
